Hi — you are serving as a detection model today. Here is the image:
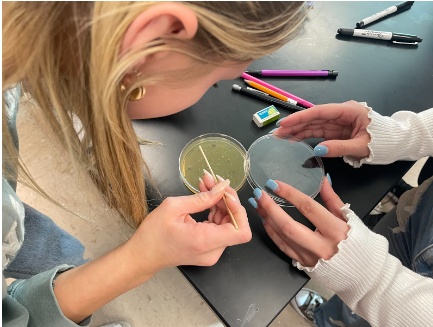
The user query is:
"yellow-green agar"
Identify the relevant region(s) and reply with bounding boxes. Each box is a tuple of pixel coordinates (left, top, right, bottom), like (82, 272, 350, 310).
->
(180, 137, 246, 193)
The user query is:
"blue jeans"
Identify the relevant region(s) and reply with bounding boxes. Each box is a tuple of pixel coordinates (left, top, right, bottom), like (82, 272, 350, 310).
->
(4, 203, 88, 279)
(3, 85, 88, 279)
(314, 178, 433, 327)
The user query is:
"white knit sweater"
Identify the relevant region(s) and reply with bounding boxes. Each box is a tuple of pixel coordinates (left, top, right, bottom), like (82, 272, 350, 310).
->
(295, 106, 433, 327)
(344, 104, 433, 168)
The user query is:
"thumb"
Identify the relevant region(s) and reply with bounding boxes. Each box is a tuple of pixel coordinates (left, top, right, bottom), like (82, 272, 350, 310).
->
(314, 137, 369, 158)
(169, 179, 231, 215)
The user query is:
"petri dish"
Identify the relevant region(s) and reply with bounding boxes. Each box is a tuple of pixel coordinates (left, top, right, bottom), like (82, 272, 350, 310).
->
(179, 133, 247, 193)
(246, 135, 324, 206)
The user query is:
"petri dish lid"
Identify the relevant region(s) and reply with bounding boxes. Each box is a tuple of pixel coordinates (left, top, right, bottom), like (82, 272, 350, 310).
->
(246, 135, 324, 206)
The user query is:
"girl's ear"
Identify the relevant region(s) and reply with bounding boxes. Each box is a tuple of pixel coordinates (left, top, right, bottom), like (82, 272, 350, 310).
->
(120, 2, 198, 69)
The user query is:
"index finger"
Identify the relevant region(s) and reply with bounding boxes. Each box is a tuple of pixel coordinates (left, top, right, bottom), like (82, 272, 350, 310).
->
(268, 180, 348, 239)
(202, 172, 240, 202)
(278, 103, 347, 128)
(252, 188, 318, 246)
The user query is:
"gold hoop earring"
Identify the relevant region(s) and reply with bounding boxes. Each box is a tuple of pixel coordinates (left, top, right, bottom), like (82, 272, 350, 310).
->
(129, 85, 146, 101)
(121, 68, 146, 101)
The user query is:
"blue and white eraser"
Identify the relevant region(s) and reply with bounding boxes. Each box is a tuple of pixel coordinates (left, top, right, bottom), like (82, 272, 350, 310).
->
(253, 105, 280, 127)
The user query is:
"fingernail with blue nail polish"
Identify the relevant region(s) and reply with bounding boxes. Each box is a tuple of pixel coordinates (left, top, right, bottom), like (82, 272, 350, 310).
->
(266, 179, 279, 192)
(276, 118, 284, 127)
(248, 197, 258, 209)
(269, 128, 278, 134)
(253, 188, 262, 200)
(260, 217, 265, 223)
(314, 145, 328, 156)
(327, 173, 332, 186)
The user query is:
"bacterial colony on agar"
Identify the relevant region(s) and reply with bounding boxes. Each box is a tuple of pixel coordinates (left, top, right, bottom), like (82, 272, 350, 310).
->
(180, 137, 247, 193)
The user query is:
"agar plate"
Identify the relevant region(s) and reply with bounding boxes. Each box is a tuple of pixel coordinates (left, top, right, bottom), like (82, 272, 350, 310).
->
(179, 133, 247, 193)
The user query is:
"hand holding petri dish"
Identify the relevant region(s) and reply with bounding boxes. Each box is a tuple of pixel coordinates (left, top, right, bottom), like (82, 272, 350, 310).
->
(180, 133, 324, 206)
(246, 135, 324, 206)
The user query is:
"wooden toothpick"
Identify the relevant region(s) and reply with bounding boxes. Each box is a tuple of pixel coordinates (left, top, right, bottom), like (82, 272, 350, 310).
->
(199, 146, 239, 230)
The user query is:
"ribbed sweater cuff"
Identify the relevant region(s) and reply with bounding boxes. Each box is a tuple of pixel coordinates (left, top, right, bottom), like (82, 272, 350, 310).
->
(344, 106, 433, 167)
(293, 204, 433, 327)
(343, 103, 374, 168)
(293, 204, 388, 292)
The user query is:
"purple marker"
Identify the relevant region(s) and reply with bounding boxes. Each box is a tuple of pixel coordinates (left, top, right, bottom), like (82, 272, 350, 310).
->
(244, 70, 338, 77)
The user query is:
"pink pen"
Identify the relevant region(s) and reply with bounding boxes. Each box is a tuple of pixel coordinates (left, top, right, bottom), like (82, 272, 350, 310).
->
(241, 72, 314, 108)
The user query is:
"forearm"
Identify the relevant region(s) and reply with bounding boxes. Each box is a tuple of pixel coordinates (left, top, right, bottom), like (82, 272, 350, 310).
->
(344, 106, 433, 167)
(54, 241, 158, 323)
(294, 205, 433, 327)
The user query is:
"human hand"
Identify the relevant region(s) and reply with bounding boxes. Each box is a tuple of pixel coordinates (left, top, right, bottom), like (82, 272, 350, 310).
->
(248, 177, 349, 267)
(54, 177, 251, 323)
(273, 101, 371, 159)
(198, 170, 240, 225)
(126, 178, 252, 274)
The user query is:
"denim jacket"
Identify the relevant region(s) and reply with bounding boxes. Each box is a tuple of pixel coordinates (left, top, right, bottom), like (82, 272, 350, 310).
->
(2, 85, 91, 327)
(398, 177, 433, 277)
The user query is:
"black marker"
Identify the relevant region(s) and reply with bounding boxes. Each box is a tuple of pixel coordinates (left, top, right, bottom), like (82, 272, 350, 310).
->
(232, 84, 304, 111)
(338, 28, 422, 45)
(356, 1, 415, 28)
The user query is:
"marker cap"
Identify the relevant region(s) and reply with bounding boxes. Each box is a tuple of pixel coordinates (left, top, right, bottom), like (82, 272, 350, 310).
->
(396, 1, 414, 11)
(337, 28, 354, 36)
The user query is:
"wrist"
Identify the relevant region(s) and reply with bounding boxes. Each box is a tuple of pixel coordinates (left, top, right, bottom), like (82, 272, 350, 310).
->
(342, 103, 373, 168)
(54, 242, 158, 323)
(121, 237, 162, 279)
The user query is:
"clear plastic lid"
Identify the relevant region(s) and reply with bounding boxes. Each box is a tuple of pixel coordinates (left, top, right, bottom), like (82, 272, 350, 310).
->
(245, 135, 324, 206)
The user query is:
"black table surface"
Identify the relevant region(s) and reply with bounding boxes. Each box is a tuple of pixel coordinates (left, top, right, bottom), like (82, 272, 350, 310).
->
(132, 2, 433, 326)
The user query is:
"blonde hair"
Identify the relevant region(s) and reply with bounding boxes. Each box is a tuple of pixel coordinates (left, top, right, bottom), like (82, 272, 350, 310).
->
(2, 1, 310, 227)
